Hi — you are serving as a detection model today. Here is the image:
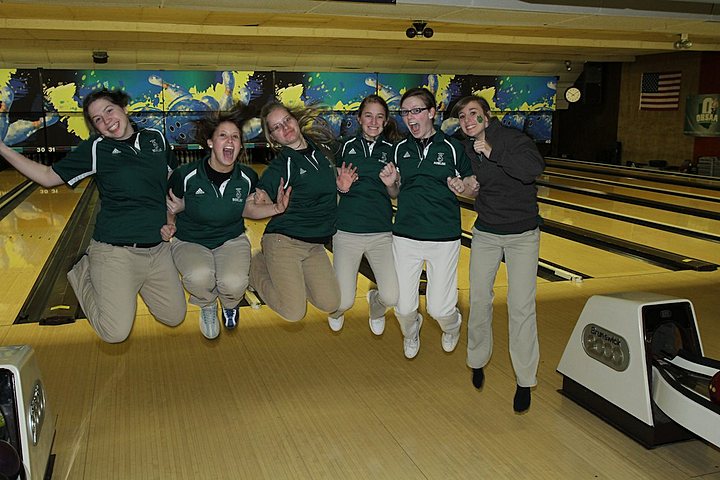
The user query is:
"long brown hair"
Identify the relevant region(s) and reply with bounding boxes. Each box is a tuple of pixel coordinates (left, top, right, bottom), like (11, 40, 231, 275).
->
(358, 94, 402, 143)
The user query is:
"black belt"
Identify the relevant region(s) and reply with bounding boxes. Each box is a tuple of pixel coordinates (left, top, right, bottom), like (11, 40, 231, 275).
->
(109, 241, 162, 248)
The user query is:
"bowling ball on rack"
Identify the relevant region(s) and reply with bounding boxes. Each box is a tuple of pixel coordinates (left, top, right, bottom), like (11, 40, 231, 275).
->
(0, 440, 20, 478)
(709, 371, 720, 405)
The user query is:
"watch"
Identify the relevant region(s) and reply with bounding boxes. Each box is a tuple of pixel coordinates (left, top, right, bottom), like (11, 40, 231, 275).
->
(564, 87, 582, 103)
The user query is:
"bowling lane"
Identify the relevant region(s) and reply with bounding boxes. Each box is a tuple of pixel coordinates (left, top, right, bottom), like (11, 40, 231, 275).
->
(545, 166, 720, 201)
(459, 206, 668, 279)
(538, 185, 720, 236)
(0, 169, 28, 197)
(539, 202, 720, 265)
(0, 181, 87, 326)
(540, 172, 720, 214)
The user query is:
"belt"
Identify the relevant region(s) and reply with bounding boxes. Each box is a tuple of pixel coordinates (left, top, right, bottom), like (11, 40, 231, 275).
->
(110, 241, 162, 248)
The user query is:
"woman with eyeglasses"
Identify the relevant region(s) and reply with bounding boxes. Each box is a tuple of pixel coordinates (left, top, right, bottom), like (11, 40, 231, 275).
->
(379, 87, 473, 359)
(452, 95, 544, 413)
(326, 94, 402, 335)
(249, 102, 352, 321)
(0, 88, 187, 343)
(161, 102, 290, 340)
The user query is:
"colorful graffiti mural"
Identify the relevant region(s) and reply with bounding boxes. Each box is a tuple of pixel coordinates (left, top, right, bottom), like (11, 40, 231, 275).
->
(0, 68, 557, 152)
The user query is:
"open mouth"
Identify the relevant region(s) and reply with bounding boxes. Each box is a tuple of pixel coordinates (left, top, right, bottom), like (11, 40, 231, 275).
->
(222, 146, 235, 162)
(408, 121, 421, 136)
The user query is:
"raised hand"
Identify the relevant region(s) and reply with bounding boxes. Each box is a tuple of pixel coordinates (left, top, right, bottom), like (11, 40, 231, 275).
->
(253, 188, 272, 205)
(337, 162, 358, 193)
(473, 137, 492, 158)
(379, 162, 399, 187)
(274, 178, 292, 214)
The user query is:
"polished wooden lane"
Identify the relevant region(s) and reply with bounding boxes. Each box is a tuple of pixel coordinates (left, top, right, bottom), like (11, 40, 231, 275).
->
(540, 187, 720, 236)
(459, 203, 669, 281)
(539, 203, 720, 265)
(544, 158, 720, 192)
(2, 268, 719, 479)
(0, 169, 27, 195)
(545, 166, 720, 200)
(0, 182, 86, 327)
(2, 164, 720, 479)
(541, 172, 720, 213)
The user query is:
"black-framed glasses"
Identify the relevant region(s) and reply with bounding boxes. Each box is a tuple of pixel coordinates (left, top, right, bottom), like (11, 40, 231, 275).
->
(399, 107, 430, 117)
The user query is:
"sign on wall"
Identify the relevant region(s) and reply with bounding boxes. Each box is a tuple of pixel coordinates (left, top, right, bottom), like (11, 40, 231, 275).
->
(684, 94, 720, 137)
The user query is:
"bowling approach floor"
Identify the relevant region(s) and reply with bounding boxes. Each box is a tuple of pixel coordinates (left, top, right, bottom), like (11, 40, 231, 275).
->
(1, 162, 720, 479)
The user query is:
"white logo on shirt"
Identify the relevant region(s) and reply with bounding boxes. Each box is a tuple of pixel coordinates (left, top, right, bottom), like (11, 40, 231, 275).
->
(111, 148, 121, 154)
(195, 188, 205, 195)
(149, 139, 162, 153)
(299, 168, 307, 175)
(433, 152, 446, 166)
(348, 148, 356, 155)
(403, 151, 411, 158)
(232, 188, 244, 203)
(379, 152, 388, 163)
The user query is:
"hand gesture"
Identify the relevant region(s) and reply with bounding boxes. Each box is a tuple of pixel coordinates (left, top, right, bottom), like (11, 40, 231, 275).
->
(379, 162, 399, 187)
(166, 190, 185, 215)
(160, 223, 176, 242)
(337, 162, 358, 192)
(253, 188, 272, 205)
(473, 138, 492, 158)
(274, 178, 292, 214)
(466, 175, 480, 194)
(446, 176, 465, 194)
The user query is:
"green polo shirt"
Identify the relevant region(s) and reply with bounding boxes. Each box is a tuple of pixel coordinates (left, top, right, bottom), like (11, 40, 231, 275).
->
(336, 134, 394, 233)
(392, 130, 472, 241)
(258, 141, 337, 240)
(169, 158, 257, 249)
(52, 128, 177, 244)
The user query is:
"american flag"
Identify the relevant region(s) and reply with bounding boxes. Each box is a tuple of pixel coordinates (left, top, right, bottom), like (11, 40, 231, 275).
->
(640, 72, 682, 110)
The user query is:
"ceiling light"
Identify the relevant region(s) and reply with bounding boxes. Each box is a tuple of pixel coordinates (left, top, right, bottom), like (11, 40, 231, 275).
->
(92, 51, 109, 64)
(673, 33, 692, 50)
(406, 20, 433, 39)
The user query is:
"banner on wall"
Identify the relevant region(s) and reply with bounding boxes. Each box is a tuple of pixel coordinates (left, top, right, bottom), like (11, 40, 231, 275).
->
(684, 94, 720, 137)
(1, 68, 557, 150)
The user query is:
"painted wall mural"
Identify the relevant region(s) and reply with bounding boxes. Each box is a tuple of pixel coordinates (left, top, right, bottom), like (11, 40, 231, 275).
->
(0, 68, 557, 154)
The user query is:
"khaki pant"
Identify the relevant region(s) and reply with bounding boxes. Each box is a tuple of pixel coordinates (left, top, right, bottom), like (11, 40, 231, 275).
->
(249, 233, 340, 321)
(466, 227, 540, 387)
(329, 230, 398, 320)
(67, 240, 187, 343)
(170, 234, 251, 309)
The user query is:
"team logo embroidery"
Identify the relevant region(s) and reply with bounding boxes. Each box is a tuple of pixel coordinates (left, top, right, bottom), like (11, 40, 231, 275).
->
(433, 152, 446, 166)
(111, 148, 121, 154)
(232, 188, 244, 203)
(299, 168, 307, 175)
(348, 148, 356, 155)
(195, 188, 205, 195)
(149, 138, 162, 153)
(379, 152, 388, 163)
(403, 151, 411, 158)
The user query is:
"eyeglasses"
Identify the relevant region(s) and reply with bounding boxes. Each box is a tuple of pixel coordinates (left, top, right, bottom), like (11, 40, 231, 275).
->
(399, 107, 430, 117)
(268, 115, 293, 134)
